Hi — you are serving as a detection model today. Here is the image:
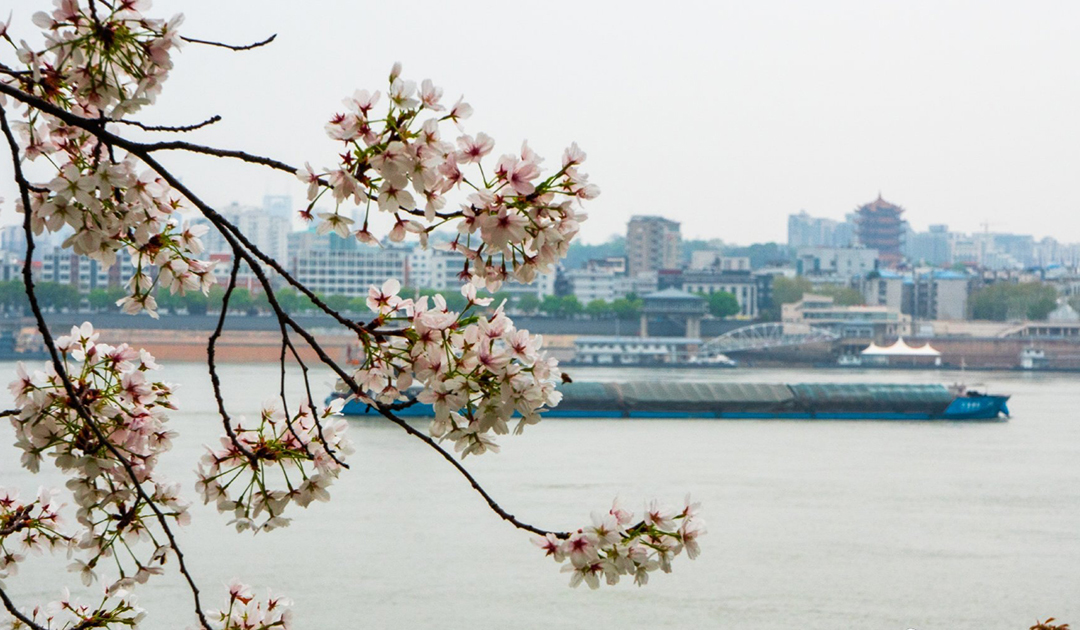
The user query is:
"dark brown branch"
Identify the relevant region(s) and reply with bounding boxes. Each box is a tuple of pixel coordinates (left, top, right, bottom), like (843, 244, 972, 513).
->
(129, 150, 350, 469)
(181, 33, 277, 51)
(0, 585, 47, 630)
(210, 218, 373, 338)
(0, 510, 30, 537)
(0, 105, 212, 630)
(0, 409, 18, 418)
(111, 115, 222, 133)
(1, 581, 110, 630)
(378, 404, 569, 539)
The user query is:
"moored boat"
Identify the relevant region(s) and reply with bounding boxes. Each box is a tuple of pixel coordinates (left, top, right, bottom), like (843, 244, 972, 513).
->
(331, 381, 1010, 421)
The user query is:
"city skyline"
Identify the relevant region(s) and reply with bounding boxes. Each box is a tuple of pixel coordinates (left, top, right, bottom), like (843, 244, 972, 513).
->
(2, 1, 1079, 246)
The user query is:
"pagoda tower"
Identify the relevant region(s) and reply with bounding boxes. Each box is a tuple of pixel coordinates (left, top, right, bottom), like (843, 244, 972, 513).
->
(855, 194, 905, 266)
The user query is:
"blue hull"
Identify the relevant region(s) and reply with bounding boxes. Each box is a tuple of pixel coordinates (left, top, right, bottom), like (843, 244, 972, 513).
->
(335, 394, 1010, 421)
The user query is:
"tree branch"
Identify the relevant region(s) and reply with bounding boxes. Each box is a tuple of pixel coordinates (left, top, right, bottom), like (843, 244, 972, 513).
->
(0, 104, 212, 630)
(110, 114, 222, 133)
(206, 256, 261, 469)
(0, 82, 299, 174)
(0, 585, 48, 630)
(181, 33, 277, 51)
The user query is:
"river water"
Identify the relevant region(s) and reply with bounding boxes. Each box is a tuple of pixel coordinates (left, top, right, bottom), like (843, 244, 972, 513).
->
(1, 361, 1077, 629)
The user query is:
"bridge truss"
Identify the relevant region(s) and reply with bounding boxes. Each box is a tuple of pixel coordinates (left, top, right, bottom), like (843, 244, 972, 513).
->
(698, 322, 840, 356)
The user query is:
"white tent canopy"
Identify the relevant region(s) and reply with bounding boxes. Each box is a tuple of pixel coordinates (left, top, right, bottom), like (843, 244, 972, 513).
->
(861, 337, 941, 357)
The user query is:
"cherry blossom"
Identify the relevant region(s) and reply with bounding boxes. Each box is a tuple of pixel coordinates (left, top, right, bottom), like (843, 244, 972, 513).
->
(195, 399, 353, 533)
(0, 487, 72, 581)
(7, 324, 187, 593)
(303, 62, 592, 293)
(538, 497, 707, 588)
(3, 588, 146, 630)
(208, 580, 293, 630)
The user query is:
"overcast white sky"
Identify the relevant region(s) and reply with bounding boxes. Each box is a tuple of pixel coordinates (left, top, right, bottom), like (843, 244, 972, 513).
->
(2, 0, 1079, 245)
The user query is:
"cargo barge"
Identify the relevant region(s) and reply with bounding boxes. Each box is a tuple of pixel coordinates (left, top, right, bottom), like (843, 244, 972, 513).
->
(335, 382, 1010, 421)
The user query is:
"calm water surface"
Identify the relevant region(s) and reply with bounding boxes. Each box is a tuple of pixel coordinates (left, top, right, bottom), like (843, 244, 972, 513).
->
(1, 362, 1077, 629)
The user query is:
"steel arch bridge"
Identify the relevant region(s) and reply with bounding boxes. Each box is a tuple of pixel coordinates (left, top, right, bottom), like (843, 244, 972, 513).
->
(698, 322, 840, 356)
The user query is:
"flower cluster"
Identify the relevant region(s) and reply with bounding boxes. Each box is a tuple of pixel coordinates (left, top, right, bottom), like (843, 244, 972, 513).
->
(4, 588, 145, 630)
(344, 282, 561, 457)
(22, 0, 184, 116)
(5, 1, 214, 317)
(195, 400, 353, 533)
(534, 497, 706, 588)
(207, 580, 292, 630)
(0, 487, 72, 581)
(7, 323, 187, 591)
(302, 62, 595, 291)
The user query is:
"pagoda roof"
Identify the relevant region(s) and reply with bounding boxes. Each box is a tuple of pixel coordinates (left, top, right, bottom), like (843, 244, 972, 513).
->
(857, 192, 904, 214)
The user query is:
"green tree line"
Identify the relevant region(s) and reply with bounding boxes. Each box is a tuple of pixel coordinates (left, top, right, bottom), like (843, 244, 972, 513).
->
(970, 282, 1058, 321)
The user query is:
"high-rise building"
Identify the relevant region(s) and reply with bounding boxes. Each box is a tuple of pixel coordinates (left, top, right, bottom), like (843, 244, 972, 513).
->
(627, 216, 680, 277)
(0, 226, 26, 256)
(200, 203, 291, 264)
(905, 224, 952, 267)
(262, 194, 294, 220)
(288, 229, 410, 297)
(787, 211, 856, 248)
(855, 194, 906, 267)
(788, 211, 836, 248)
(34, 249, 136, 294)
(861, 269, 969, 321)
(795, 246, 879, 280)
(407, 247, 556, 299)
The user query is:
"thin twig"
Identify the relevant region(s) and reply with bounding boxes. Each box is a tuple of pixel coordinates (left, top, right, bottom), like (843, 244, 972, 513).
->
(110, 115, 222, 133)
(0, 82, 299, 174)
(181, 33, 277, 51)
(206, 256, 260, 469)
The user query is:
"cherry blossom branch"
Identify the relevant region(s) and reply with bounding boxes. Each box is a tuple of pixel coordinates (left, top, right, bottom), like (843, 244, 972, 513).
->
(6, 76, 565, 540)
(126, 151, 353, 469)
(0, 104, 213, 630)
(180, 33, 277, 51)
